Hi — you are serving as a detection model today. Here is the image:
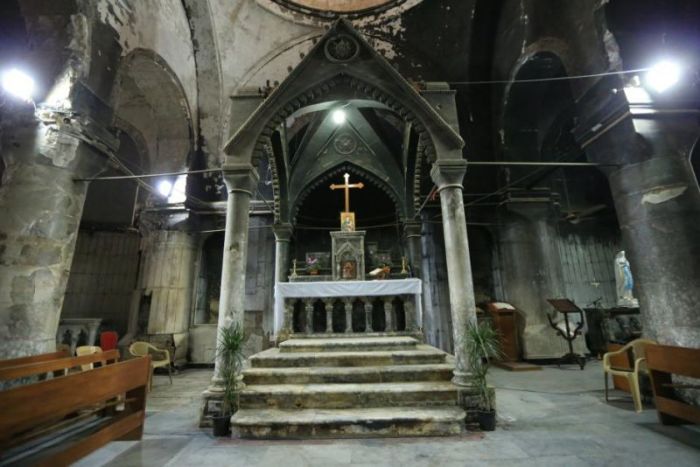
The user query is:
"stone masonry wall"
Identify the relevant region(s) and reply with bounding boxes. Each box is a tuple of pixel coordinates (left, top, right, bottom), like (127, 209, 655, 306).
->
(61, 230, 140, 336)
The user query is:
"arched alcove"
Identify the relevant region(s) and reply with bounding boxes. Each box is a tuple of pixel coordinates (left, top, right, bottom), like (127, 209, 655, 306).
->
(111, 49, 194, 201)
(292, 170, 402, 274)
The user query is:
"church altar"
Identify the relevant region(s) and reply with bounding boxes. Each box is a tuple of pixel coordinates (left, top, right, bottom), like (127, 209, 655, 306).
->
(274, 278, 423, 336)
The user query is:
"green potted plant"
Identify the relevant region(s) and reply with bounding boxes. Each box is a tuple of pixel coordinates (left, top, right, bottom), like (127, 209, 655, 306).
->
(464, 320, 502, 431)
(212, 322, 245, 437)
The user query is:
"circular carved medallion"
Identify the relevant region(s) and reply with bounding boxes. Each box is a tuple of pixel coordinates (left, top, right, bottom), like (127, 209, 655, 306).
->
(324, 34, 360, 62)
(334, 133, 357, 154)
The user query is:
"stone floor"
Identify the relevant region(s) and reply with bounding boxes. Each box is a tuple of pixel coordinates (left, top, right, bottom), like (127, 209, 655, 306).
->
(76, 361, 700, 467)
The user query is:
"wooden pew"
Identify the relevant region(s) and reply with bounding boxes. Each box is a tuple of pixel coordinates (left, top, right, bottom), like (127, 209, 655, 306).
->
(646, 344, 700, 425)
(0, 350, 120, 383)
(0, 350, 71, 370)
(0, 356, 151, 466)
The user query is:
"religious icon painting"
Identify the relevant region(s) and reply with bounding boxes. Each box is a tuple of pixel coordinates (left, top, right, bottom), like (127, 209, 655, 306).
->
(341, 259, 357, 280)
(340, 212, 355, 232)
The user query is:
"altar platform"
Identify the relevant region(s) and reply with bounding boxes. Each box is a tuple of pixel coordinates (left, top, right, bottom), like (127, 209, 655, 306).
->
(274, 278, 423, 340)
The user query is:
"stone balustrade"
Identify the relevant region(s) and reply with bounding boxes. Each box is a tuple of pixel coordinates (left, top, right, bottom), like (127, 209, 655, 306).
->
(283, 295, 417, 335)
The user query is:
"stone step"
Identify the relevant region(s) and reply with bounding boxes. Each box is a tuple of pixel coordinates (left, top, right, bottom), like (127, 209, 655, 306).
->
(290, 331, 421, 339)
(231, 407, 466, 439)
(242, 363, 454, 385)
(278, 336, 418, 353)
(249, 346, 448, 368)
(239, 382, 459, 410)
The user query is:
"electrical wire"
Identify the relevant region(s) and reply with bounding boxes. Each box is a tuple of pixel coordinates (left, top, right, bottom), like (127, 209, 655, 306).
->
(447, 67, 648, 86)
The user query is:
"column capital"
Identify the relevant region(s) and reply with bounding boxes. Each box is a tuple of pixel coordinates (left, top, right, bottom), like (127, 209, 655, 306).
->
(272, 223, 294, 242)
(430, 159, 467, 191)
(404, 220, 422, 238)
(222, 161, 259, 195)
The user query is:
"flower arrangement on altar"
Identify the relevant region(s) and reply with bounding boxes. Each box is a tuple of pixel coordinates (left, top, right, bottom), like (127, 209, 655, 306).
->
(306, 254, 320, 275)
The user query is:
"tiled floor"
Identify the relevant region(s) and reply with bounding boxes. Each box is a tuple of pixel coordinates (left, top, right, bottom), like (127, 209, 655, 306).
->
(76, 361, 700, 467)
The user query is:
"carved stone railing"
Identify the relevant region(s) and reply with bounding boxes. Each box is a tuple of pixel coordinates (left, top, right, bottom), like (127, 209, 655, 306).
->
(274, 279, 423, 339)
(285, 295, 418, 335)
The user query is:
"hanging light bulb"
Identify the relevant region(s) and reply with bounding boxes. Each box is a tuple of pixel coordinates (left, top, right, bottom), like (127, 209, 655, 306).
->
(646, 60, 682, 93)
(1, 68, 35, 101)
(332, 109, 346, 125)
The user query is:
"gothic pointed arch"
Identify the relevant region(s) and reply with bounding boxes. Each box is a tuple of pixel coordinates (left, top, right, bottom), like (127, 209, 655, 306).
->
(224, 19, 463, 226)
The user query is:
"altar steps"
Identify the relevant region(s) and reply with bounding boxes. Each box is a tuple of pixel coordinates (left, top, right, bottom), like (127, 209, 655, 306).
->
(232, 336, 466, 439)
(278, 336, 418, 353)
(242, 363, 454, 385)
(231, 407, 465, 439)
(248, 346, 447, 368)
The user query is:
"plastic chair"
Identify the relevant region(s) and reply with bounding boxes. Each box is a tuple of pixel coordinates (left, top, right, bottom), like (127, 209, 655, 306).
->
(603, 338, 657, 412)
(129, 342, 172, 390)
(100, 331, 119, 351)
(76, 345, 103, 371)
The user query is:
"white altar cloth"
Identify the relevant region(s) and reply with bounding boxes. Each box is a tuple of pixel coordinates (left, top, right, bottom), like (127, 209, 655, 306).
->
(274, 279, 423, 334)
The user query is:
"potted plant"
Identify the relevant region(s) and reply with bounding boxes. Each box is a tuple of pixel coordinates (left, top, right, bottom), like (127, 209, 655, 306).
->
(212, 322, 245, 437)
(464, 320, 502, 431)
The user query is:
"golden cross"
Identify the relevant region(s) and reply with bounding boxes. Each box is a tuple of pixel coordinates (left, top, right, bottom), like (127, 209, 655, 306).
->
(330, 173, 364, 212)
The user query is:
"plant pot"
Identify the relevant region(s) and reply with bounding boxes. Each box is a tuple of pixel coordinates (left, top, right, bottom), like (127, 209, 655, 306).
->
(309, 269, 319, 275)
(477, 410, 496, 431)
(212, 415, 231, 437)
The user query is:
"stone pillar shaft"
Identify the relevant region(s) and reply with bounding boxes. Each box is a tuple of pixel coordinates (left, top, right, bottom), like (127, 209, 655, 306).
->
(430, 160, 477, 387)
(325, 301, 333, 333)
(383, 299, 394, 332)
(364, 300, 373, 332)
(272, 224, 293, 336)
(211, 164, 258, 386)
(305, 300, 314, 334)
(608, 156, 700, 346)
(344, 300, 353, 333)
(0, 119, 113, 359)
(404, 221, 423, 277)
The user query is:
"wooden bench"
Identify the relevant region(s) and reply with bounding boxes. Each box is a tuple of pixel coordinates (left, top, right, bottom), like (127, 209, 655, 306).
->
(0, 350, 120, 384)
(0, 356, 150, 466)
(0, 350, 71, 370)
(646, 344, 700, 425)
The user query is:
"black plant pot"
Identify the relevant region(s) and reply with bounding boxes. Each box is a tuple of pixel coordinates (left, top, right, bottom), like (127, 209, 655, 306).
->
(212, 415, 231, 437)
(478, 410, 496, 431)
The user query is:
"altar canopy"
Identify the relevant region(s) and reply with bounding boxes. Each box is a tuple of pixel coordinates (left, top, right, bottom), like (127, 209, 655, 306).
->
(274, 278, 423, 334)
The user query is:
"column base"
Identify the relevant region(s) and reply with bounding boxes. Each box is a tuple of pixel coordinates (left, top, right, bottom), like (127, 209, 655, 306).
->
(199, 387, 224, 428)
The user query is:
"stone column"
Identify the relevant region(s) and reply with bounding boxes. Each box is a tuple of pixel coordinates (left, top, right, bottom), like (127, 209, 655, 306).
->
(305, 300, 314, 334)
(430, 160, 478, 387)
(272, 223, 293, 283)
(324, 299, 333, 333)
(364, 300, 373, 332)
(344, 299, 353, 333)
(209, 163, 258, 388)
(404, 221, 423, 277)
(579, 95, 700, 348)
(497, 201, 578, 359)
(272, 223, 292, 338)
(0, 114, 115, 359)
(383, 298, 394, 332)
(608, 155, 700, 347)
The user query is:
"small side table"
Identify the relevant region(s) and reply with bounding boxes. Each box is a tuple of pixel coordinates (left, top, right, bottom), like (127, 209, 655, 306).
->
(546, 299, 586, 370)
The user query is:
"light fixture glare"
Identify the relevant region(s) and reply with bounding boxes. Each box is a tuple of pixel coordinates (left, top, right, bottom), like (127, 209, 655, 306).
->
(646, 60, 681, 93)
(157, 180, 173, 197)
(1, 68, 35, 101)
(332, 109, 346, 125)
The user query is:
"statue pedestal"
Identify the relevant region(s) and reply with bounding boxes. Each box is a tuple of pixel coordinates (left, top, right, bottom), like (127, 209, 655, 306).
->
(331, 230, 366, 281)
